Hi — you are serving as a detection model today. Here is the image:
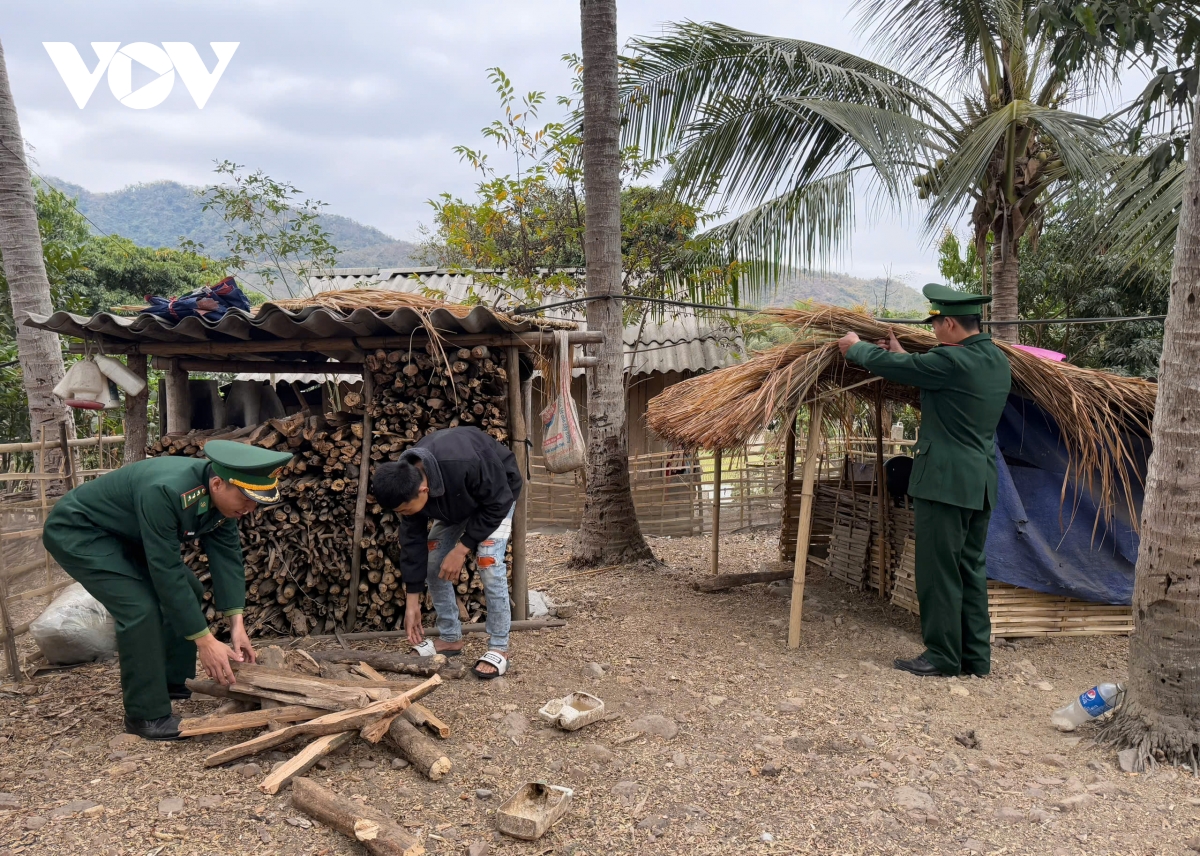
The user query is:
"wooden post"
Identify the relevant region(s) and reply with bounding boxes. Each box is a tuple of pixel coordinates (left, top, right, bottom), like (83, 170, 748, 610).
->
(123, 354, 149, 464)
(345, 368, 374, 631)
(507, 347, 528, 622)
(165, 358, 191, 435)
(37, 427, 50, 592)
(874, 385, 890, 598)
(58, 420, 78, 490)
(788, 399, 825, 648)
(781, 417, 797, 561)
(710, 449, 722, 574)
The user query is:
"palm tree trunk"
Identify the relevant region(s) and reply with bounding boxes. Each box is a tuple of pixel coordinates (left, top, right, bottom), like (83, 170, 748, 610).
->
(1103, 97, 1200, 771)
(0, 38, 68, 446)
(575, 0, 653, 565)
(990, 237, 1020, 343)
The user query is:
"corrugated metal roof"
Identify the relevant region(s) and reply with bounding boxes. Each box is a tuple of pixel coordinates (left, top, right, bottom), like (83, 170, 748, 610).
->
(305, 268, 741, 376)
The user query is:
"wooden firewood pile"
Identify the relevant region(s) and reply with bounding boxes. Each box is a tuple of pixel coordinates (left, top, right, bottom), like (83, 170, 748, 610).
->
(183, 644, 450, 855)
(151, 343, 516, 636)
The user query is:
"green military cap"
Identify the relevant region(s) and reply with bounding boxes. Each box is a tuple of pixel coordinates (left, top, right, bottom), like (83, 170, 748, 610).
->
(922, 282, 992, 323)
(203, 439, 293, 504)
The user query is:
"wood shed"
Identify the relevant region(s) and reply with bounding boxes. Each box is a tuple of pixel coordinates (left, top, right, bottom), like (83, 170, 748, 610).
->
(646, 304, 1155, 645)
(24, 290, 596, 636)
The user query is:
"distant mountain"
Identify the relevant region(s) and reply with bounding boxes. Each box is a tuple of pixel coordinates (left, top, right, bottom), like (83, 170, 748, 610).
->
(48, 178, 420, 269)
(762, 271, 927, 315)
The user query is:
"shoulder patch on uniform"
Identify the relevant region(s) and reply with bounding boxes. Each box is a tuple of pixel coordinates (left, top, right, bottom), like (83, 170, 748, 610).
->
(181, 486, 208, 509)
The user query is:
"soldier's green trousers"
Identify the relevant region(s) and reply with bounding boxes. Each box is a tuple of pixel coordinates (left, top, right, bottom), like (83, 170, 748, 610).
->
(913, 497, 993, 676)
(46, 537, 200, 721)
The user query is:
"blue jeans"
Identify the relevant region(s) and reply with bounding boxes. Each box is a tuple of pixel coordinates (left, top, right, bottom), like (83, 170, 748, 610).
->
(426, 506, 513, 652)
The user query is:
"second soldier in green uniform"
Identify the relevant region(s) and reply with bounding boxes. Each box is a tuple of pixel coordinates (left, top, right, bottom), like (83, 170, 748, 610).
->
(838, 284, 1011, 678)
(43, 440, 293, 739)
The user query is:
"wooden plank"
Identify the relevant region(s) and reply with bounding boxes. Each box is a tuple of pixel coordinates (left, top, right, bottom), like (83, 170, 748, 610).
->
(179, 705, 327, 737)
(260, 731, 354, 794)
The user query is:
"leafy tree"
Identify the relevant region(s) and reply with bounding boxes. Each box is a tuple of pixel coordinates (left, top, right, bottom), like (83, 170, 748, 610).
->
(64, 236, 228, 316)
(619, 6, 1128, 341)
(188, 160, 338, 299)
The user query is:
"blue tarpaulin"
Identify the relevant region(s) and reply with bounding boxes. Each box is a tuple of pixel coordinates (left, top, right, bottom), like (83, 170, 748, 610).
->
(984, 394, 1147, 605)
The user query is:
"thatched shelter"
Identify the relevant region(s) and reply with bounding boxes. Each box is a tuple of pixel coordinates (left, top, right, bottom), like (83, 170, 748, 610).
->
(646, 304, 1156, 645)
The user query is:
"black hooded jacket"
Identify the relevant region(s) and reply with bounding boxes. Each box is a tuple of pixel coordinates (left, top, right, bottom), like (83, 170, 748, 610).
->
(387, 427, 523, 594)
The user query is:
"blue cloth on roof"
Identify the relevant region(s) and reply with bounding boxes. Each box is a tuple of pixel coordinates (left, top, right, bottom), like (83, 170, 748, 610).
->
(983, 394, 1145, 605)
(139, 276, 251, 323)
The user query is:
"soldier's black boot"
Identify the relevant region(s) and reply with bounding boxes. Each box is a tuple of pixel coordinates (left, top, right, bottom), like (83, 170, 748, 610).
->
(123, 714, 182, 741)
(167, 683, 192, 700)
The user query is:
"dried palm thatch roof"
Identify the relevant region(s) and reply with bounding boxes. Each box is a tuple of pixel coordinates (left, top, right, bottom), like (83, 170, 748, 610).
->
(265, 289, 576, 330)
(648, 304, 1156, 524)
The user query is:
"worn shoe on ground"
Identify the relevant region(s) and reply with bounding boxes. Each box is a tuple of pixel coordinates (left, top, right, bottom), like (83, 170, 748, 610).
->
(124, 714, 182, 741)
(893, 654, 953, 677)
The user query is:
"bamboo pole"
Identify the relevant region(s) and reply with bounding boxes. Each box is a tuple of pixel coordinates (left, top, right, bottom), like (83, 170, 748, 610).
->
(788, 399, 825, 649)
(58, 420, 78, 490)
(874, 385, 889, 598)
(0, 525, 21, 679)
(507, 346, 528, 622)
(710, 449, 722, 574)
(345, 367, 374, 630)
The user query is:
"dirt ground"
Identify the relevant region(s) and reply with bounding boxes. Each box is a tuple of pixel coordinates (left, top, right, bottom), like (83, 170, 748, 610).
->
(1, 528, 1198, 856)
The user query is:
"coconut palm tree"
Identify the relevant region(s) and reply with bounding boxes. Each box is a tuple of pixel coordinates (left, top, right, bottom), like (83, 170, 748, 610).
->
(0, 38, 69, 444)
(578, 0, 654, 564)
(620, 2, 1116, 341)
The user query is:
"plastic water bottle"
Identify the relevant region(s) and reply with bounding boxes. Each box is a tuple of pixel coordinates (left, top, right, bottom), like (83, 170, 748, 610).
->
(1050, 683, 1124, 732)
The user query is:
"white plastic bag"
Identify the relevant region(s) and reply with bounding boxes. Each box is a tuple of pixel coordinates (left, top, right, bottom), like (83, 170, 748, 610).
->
(28, 583, 117, 665)
(539, 330, 586, 473)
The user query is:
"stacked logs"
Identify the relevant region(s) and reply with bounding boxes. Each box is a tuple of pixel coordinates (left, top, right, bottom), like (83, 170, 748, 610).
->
(151, 342, 516, 636)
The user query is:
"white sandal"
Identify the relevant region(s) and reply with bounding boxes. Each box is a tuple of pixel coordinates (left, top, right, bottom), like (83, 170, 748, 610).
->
(473, 650, 508, 680)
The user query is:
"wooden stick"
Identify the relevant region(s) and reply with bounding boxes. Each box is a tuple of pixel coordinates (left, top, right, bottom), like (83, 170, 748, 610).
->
(203, 675, 440, 767)
(788, 399, 824, 649)
(873, 383, 889, 598)
(346, 366, 374, 629)
(179, 705, 327, 737)
(385, 716, 452, 780)
(259, 731, 354, 794)
(711, 449, 722, 574)
(692, 569, 793, 593)
(307, 649, 445, 675)
(350, 662, 451, 739)
(290, 777, 425, 856)
(507, 345, 529, 621)
(293, 619, 566, 645)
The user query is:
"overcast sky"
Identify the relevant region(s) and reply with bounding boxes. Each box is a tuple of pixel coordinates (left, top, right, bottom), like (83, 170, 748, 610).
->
(5, 1, 1141, 287)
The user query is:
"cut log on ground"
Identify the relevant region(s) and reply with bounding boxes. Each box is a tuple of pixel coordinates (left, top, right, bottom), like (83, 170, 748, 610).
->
(204, 675, 441, 767)
(405, 703, 451, 739)
(179, 705, 327, 737)
(692, 569, 794, 593)
(308, 649, 446, 676)
(290, 777, 425, 856)
(260, 731, 354, 794)
(385, 716, 452, 780)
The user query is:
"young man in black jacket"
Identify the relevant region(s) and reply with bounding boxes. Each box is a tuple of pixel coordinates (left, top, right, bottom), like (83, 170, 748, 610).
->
(373, 427, 523, 679)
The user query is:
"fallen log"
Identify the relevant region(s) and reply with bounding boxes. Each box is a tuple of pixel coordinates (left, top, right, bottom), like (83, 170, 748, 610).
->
(179, 705, 327, 737)
(386, 716, 452, 781)
(260, 731, 354, 794)
(692, 569, 794, 593)
(308, 649, 446, 676)
(204, 675, 441, 767)
(290, 777, 425, 856)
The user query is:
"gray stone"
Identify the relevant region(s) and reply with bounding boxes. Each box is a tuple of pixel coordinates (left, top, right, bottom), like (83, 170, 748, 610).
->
(0, 793, 18, 809)
(671, 752, 689, 768)
(612, 781, 640, 807)
(982, 757, 1004, 770)
(1027, 808, 1053, 823)
(760, 762, 782, 777)
(240, 763, 263, 778)
(705, 695, 726, 708)
(357, 759, 377, 769)
(498, 712, 528, 738)
(555, 604, 577, 619)
(197, 796, 222, 810)
(157, 797, 184, 816)
(1086, 781, 1120, 795)
(856, 733, 877, 749)
(630, 714, 678, 740)
(1057, 793, 1094, 812)
(583, 662, 606, 679)
(49, 800, 99, 819)
(582, 744, 614, 764)
(636, 815, 670, 836)
(1038, 754, 1070, 769)
(108, 733, 141, 751)
(994, 807, 1025, 823)
(475, 789, 493, 800)
(391, 757, 410, 769)
(778, 700, 802, 714)
(1117, 748, 1138, 773)
(23, 815, 47, 831)
(481, 764, 503, 777)
(285, 816, 313, 829)
(468, 843, 490, 856)
(963, 839, 986, 854)
(893, 787, 935, 813)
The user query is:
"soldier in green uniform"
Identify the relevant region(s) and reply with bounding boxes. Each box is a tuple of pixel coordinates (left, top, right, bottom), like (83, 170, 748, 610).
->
(837, 284, 1011, 677)
(43, 440, 293, 739)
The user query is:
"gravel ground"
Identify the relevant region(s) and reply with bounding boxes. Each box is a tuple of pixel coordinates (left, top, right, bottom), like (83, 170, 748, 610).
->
(1, 527, 1198, 855)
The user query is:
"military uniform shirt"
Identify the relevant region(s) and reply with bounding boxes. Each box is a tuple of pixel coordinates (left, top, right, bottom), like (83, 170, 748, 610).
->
(44, 456, 245, 639)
